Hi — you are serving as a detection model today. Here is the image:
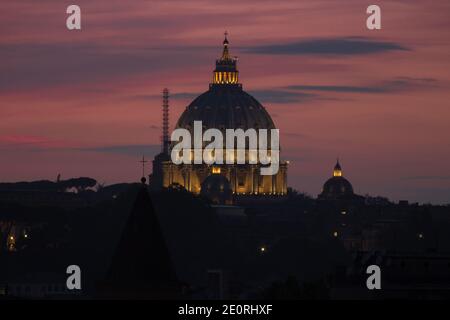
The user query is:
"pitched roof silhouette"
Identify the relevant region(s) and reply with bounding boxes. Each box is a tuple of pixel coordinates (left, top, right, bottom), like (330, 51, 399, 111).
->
(100, 185, 180, 298)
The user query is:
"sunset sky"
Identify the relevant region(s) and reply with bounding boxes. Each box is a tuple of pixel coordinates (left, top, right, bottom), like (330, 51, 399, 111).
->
(1, 0, 450, 204)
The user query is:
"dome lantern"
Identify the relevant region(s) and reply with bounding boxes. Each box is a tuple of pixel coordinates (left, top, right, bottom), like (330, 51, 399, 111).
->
(333, 159, 342, 177)
(213, 32, 239, 85)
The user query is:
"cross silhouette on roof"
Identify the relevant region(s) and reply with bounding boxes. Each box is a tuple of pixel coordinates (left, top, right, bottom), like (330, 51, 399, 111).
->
(139, 155, 148, 178)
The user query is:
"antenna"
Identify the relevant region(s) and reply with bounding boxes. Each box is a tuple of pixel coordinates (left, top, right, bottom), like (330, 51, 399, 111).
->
(162, 88, 169, 155)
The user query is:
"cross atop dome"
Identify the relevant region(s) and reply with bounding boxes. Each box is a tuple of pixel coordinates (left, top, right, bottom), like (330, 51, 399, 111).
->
(221, 31, 231, 61)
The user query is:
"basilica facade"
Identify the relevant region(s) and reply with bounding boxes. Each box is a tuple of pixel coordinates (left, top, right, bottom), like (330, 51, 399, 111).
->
(150, 36, 288, 203)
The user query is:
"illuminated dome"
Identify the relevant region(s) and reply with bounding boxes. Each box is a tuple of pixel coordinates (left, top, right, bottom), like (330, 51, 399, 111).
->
(200, 168, 233, 205)
(175, 35, 276, 133)
(319, 160, 354, 200)
(150, 34, 288, 199)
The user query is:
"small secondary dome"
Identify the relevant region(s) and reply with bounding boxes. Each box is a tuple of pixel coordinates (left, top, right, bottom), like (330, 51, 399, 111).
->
(200, 168, 233, 205)
(319, 160, 354, 200)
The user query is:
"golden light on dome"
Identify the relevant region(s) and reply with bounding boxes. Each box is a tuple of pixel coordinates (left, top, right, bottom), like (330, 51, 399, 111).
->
(212, 166, 221, 174)
(333, 159, 343, 177)
(213, 71, 239, 84)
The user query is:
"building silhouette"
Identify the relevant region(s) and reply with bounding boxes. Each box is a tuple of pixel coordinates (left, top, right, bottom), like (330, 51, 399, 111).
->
(98, 183, 180, 299)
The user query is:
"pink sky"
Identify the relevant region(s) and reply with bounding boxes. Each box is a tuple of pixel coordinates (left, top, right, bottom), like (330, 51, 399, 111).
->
(1, 0, 450, 203)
